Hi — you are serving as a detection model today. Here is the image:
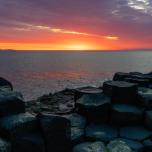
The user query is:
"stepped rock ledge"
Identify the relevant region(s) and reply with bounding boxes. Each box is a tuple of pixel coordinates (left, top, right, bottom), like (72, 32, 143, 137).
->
(1, 72, 152, 152)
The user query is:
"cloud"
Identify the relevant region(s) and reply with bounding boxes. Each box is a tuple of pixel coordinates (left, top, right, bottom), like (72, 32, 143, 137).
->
(12, 23, 119, 41)
(127, 0, 152, 15)
(105, 36, 119, 40)
(0, 0, 152, 47)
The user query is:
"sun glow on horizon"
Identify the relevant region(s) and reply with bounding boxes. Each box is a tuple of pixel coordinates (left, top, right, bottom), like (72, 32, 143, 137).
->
(0, 22, 122, 50)
(66, 43, 95, 50)
(0, 42, 99, 51)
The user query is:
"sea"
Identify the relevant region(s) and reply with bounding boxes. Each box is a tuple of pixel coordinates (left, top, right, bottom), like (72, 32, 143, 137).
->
(0, 50, 152, 101)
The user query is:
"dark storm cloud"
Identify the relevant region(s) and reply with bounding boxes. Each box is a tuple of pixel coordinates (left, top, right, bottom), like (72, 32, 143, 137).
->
(0, 0, 152, 41)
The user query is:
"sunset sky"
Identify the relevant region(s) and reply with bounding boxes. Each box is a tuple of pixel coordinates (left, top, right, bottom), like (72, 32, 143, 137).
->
(0, 0, 152, 50)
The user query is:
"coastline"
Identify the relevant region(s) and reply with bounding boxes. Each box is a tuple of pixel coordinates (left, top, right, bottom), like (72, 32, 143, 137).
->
(0, 71, 152, 151)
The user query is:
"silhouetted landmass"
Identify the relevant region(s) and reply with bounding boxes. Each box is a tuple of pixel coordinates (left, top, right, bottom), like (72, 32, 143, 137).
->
(0, 49, 16, 52)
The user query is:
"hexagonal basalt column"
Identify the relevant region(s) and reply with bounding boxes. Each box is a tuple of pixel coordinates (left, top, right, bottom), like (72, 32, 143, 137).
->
(74, 86, 102, 102)
(103, 81, 138, 104)
(76, 93, 111, 122)
(120, 126, 152, 142)
(111, 104, 144, 126)
(86, 124, 118, 143)
(73, 141, 107, 152)
(38, 113, 71, 152)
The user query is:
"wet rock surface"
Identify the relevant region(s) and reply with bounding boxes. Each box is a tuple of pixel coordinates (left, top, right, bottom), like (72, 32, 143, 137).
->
(103, 80, 138, 104)
(145, 111, 152, 130)
(0, 95, 25, 117)
(26, 88, 75, 115)
(120, 126, 152, 141)
(63, 114, 86, 145)
(76, 93, 110, 122)
(86, 124, 118, 143)
(117, 138, 144, 152)
(138, 87, 152, 109)
(63, 113, 86, 128)
(143, 139, 152, 152)
(1, 72, 152, 151)
(73, 141, 107, 152)
(74, 86, 103, 101)
(0, 78, 13, 91)
(0, 112, 37, 140)
(71, 127, 84, 145)
(111, 104, 144, 126)
(38, 113, 71, 152)
(113, 72, 131, 81)
(13, 133, 45, 152)
(124, 77, 149, 87)
(0, 138, 11, 152)
(107, 140, 133, 152)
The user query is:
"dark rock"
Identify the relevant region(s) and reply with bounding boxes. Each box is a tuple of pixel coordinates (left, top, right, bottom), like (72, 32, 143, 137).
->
(0, 91, 24, 100)
(103, 81, 138, 104)
(12, 133, 45, 152)
(75, 86, 102, 102)
(120, 126, 152, 141)
(86, 124, 118, 143)
(57, 103, 74, 114)
(76, 93, 110, 122)
(0, 95, 25, 117)
(63, 113, 86, 128)
(0, 138, 11, 152)
(113, 72, 130, 81)
(0, 113, 37, 140)
(107, 139, 133, 152)
(111, 104, 144, 126)
(26, 101, 41, 115)
(38, 113, 71, 152)
(71, 127, 84, 145)
(145, 111, 152, 130)
(73, 141, 107, 152)
(146, 72, 152, 75)
(0, 86, 12, 92)
(138, 87, 152, 109)
(0, 77, 13, 91)
(37, 94, 52, 104)
(117, 138, 144, 152)
(35, 88, 75, 115)
(143, 139, 152, 152)
(59, 88, 76, 95)
(51, 89, 75, 114)
(143, 75, 152, 83)
(131, 74, 152, 83)
(124, 77, 149, 87)
(113, 72, 152, 86)
(63, 114, 86, 145)
(129, 72, 143, 76)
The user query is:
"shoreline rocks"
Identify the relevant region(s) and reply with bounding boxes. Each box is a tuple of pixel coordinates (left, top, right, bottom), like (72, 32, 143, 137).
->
(76, 93, 110, 122)
(86, 124, 119, 143)
(103, 80, 138, 104)
(38, 113, 71, 152)
(1, 71, 152, 151)
(111, 104, 144, 126)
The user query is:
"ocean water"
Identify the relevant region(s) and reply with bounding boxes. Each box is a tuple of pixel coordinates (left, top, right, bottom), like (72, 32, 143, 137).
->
(0, 51, 152, 100)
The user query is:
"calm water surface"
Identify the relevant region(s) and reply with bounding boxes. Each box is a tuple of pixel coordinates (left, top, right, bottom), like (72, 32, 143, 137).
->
(0, 51, 152, 100)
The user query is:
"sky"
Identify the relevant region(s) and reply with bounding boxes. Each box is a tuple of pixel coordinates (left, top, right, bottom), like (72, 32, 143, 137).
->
(0, 0, 152, 50)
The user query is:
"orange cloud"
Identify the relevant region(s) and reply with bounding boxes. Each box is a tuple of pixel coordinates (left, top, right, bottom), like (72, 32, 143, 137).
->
(105, 36, 119, 40)
(14, 23, 119, 40)
(0, 23, 121, 50)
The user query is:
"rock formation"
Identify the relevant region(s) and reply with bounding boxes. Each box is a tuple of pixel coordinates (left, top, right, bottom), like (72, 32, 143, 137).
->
(1, 72, 152, 152)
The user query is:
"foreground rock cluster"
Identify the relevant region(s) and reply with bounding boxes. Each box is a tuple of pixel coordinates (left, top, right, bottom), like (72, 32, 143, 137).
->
(1, 71, 152, 152)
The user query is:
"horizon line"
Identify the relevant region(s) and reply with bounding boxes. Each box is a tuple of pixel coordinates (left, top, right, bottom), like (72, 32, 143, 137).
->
(0, 48, 152, 52)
